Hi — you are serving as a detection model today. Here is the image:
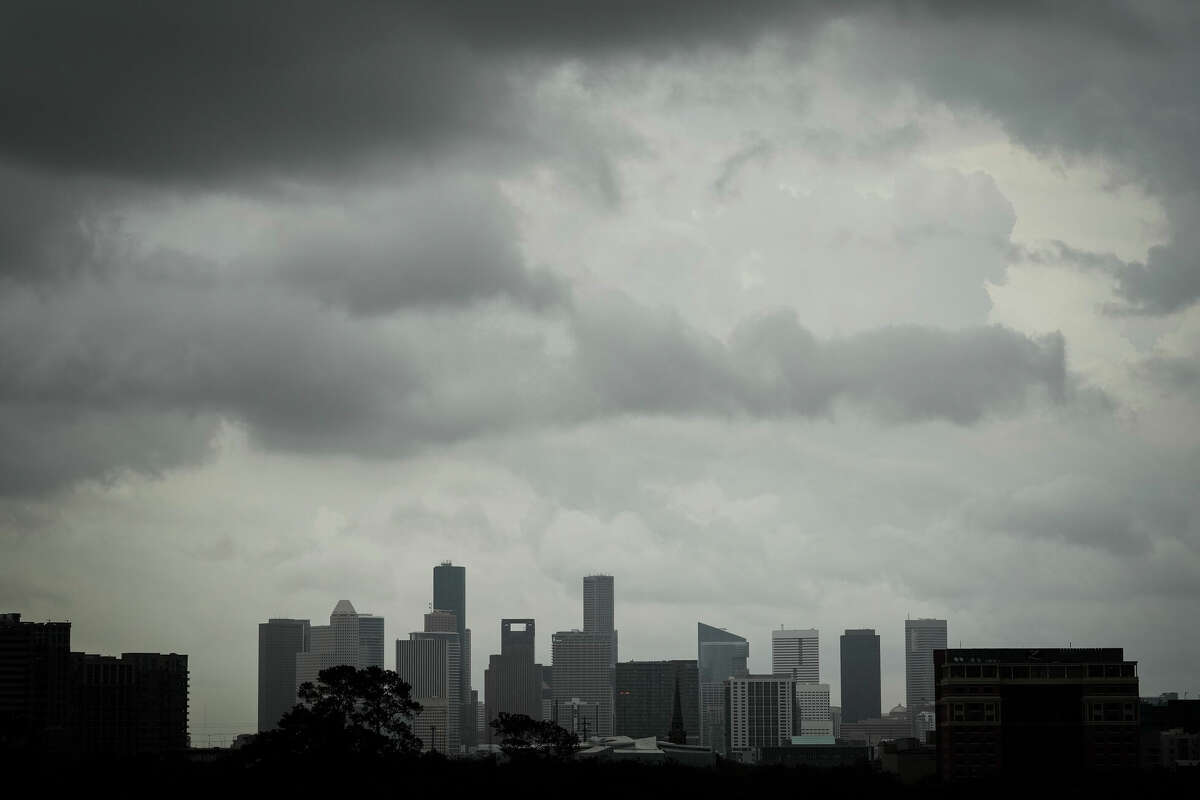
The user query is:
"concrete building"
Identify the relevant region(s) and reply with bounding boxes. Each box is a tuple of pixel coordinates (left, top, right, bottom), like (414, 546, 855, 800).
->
(540, 665, 555, 722)
(0, 612, 72, 752)
(583, 575, 615, 638)
(795, 682, 833, 737)
(551, 630, 615, 736)
(295, 600, 384, 692)
(484, 619, 541, 726)
(697, 622, 749, 752)
(725, 674, 796, 756)
(934, 647, 1140, 780)
(433, 562, 474, 748)
(771, 628, 819, 683)
(258, 618, 310, 731)
(614, 660, 700, 745)
(840, 704, 915, 747)
(396, 630, 461, 753)
(840, 628, 881, 724)
(905, 618, 946, 734)
(831, 705, 842, 740)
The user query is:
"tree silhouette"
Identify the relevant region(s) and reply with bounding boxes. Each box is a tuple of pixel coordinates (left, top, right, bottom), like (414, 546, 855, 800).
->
(489, 712, 579, 759)
(241, 665, 423, 763)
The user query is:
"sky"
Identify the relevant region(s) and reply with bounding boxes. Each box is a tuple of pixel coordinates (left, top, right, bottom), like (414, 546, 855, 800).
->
(2, 1, 1198, 744)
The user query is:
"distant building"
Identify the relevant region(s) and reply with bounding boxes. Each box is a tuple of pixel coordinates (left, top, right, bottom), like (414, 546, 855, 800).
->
(934, 647, 1140, 780)
(614, 660, 700, 745)
(551, 630, 615, 736)
(905, 618, 946, 734)
(294, 600, 384, 692)
(771, 628, 819, 683)
(840, 628, 881, 724)
(725, 674, 796, 756)
(840, 704, 914, 747)
(1, 613, 187, 757)
(796, 682, 833, 737)
(424, 609, 457, 633)
(433, 562, 474, 748)
(757, 741, 869, 767)
(258, 618, 310, 731)
(583, 575, 615, 639)
(1139, 696, 1199, 768)
(540, 665, 554, 722)
(484, 619, 541, 726)
(830, 705, 842, 739)
(396, 630, 461, 753)
(698, 622, 749, 752)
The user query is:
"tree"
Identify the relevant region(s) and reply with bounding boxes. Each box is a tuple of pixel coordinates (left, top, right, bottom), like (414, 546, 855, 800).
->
(241, 665, 423, 764)
(489, 713, 579, 760)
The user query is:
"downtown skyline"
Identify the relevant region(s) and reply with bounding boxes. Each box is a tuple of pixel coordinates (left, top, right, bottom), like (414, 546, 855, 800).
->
(3, 0, 1198, 751)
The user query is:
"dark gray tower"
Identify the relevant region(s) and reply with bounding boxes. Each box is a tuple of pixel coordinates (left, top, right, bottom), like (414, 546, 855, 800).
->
(258, 618, 310, 731)
(485, 619, 540, 727)
(433, 561, 474, 749)
(839, 628, 881, 724)
(583, 574, 614, 635)
(501, 619, 536, 661)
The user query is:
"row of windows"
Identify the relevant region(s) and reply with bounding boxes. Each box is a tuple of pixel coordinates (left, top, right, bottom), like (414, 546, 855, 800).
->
(943, 663, 1136, 680)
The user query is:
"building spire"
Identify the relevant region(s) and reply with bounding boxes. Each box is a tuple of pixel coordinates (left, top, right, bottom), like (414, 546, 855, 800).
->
(668, 673, 686, 745)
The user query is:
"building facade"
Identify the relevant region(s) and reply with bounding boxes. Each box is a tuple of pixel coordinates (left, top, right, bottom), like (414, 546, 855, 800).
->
(484, 619, 541, 726)
(583, 575, 615, 638)
(295, 600, 384, 692)
(257, 618, 310, 731)
(551, 630, 615, 737)
(396, 631, 461, 753)
(698, 622, 749, 751)
(433, 562, 474, 748)
(934, 648, 1140, 780)
(613, 660, 700, 745)
(725, 674, 796, 755)
(796, 682, 833, 737)
(0, 612, 72, 752)
(840, 628, 881, 724)
(771, 628, 819, 683)
(904, 618, 947, 733)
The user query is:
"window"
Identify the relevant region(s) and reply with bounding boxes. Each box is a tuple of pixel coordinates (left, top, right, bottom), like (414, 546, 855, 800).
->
(953, 704, 965, 722)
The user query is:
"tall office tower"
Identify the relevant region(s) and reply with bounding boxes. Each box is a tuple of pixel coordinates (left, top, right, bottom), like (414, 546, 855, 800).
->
(0, 612, 72, 752)
(396, 630, 461, 753)
(433, 561, 474, 747)
(613, 660, 700, 744)
(69, 651, 189, 755)
(935, 648, 1140, 780)
(540, 665, 555, 722)
(698, 622, 749, 751)
(725, 674, 796, 755)
(295, 600, 384, 691)
(551, 630, 616, 737)
(795, 682, 833, 738)
(904, 618, 947, 733)
(257, 618, 311, 731)
(839, 628, 881, 724)
(484, 619, 541, 726)
(583, 575, 615, 635)
(771, 628, 819, 682)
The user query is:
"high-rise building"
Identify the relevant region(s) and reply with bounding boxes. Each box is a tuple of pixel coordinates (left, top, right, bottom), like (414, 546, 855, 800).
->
(396, 630, 461, 753)
(0, 612, 72, 753)
(551, 630, 615, 737)
(583, 575, 615, 637)
(295, 600, 384, 692)
(258, 618, 310, 731)
(540, 665, 555, 722)
(698, 622, 749, 751)
(484, 619, 540, 726)
(934, 648, 1140, 780)
(840, 628, 881, 725)
(614, 660, 700, 744)
(433, 562, 474, 748)
(771, 628, 819, 683)
(424, 609, 457, 633)
(904, 618, 947, 733)
(725, 674, 796, 755)
(796, 682, 833, 737)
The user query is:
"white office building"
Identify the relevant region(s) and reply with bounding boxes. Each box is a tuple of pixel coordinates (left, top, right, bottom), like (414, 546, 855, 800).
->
(771, 628, 819, 683)
(551, 630, 615, 737)
(726, 674, 796, 753)
(904, 618, 947, 721)
(295, 600, 385, 690)
(396, 631, 462, 753)
(795, 682, 833, 737)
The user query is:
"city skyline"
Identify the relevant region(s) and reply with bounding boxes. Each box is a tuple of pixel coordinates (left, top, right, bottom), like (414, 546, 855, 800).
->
(3, 0, 1199, 753)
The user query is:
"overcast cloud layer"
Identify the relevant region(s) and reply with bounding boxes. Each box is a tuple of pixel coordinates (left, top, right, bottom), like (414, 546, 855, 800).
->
(2, 1, 1198, 742)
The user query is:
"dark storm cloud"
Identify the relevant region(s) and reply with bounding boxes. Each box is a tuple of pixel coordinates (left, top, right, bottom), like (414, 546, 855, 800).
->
(272, 179, 565, 315)
(573, 298, 1069, 424)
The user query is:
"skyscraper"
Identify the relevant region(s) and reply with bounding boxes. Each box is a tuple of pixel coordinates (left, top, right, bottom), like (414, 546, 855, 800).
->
(484, 619, 540, 726)
(396, 629, 461, 753)
(295, 600, 384, 692)
(904, 618, 947, 733)
(840, 628, 881, 724)
(258, 618, 310, 731)
(698, 622, 749, 751)
(614, 660, 700, 744)
(771, 628, 819, 682)
(551, 630, 615, 737)
(433, 561, 474, 748)
(725, 674, 796, 755)
(583, 574, 615, 636)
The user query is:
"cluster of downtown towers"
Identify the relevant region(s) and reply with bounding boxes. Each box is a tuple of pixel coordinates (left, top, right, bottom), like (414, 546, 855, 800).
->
(258, 563, 948, 754)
